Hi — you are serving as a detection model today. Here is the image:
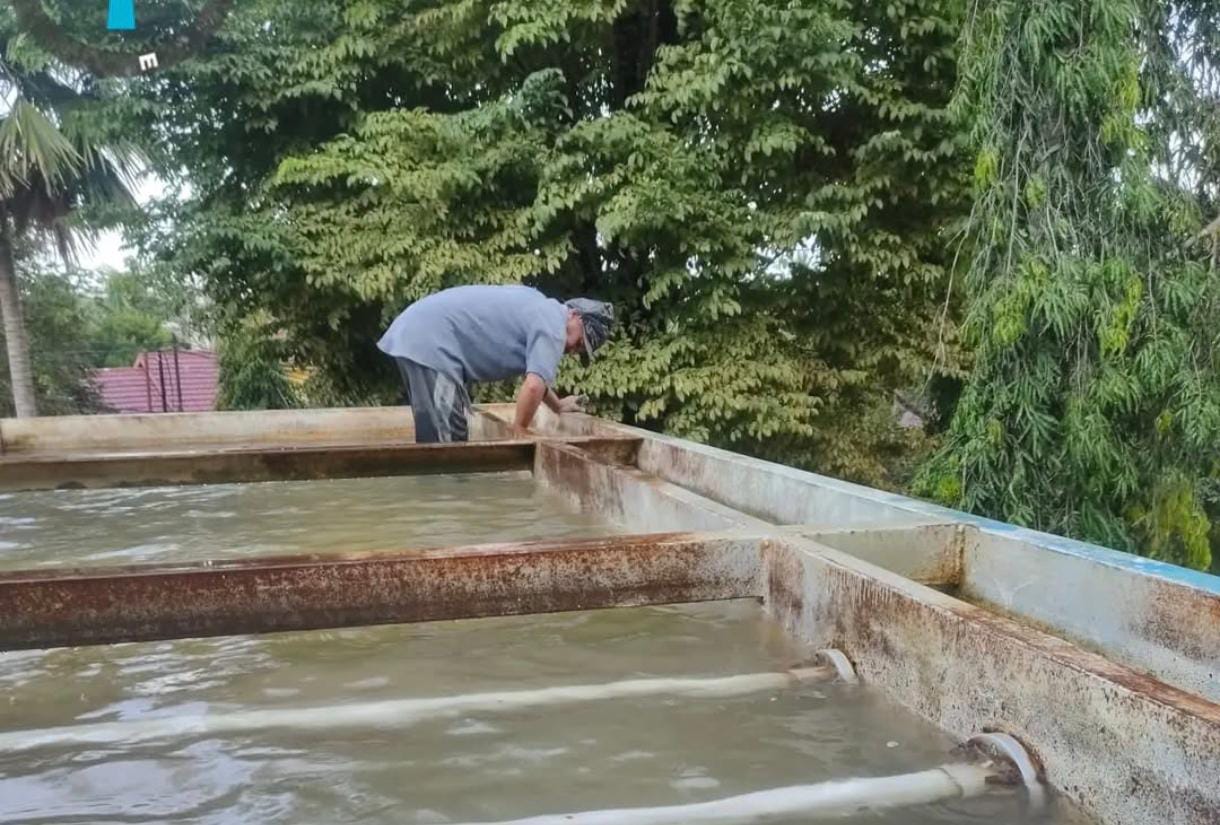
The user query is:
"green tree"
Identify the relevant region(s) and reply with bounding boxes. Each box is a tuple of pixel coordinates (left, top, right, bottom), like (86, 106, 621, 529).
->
(917, 0, 1220, 569)
(100, 0, 964, 486)
(0, 15, 140, 416)
(216, 315, 300, 411)
(0, 263, 103, 416)
(84, 269, 178, 367)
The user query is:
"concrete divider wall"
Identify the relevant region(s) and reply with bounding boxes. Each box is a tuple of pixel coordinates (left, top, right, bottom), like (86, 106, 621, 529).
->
(482, 404, 941, 528)
(506, 405, 1220, 714)
(800, 524, 963, 586)
(0, 533, 765, 649)
(0, 407, 417, 454)
(534, 441, 771, 533)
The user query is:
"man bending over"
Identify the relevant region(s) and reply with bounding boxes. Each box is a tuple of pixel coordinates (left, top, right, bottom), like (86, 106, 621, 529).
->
(377, 285, 614, 442)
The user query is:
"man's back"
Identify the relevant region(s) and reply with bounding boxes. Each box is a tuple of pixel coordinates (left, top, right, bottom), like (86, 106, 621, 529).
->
(377, 285, 568, 385)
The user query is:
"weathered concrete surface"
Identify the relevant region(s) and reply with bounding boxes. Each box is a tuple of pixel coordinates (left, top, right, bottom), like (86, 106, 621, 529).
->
(0, 440, 534, 491)
(0, 436, 640, 492)
(480, 405, 943, 529)
(0, 406, 418, 454)
(800, 524, 963, 587)
(762, 535, 1220, 825)
(0, 532, 764, 650)
(470, 408, 516, 439)
(958, 529, 1220, 706)
(500, 404, 1220, 716)
(482, 403, 606, 437)
(8, 400, 1220, 825)
(535, 441, 772, 533)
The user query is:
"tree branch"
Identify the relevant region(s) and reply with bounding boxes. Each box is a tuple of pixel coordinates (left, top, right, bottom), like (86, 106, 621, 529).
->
(10, 0, 236, 78)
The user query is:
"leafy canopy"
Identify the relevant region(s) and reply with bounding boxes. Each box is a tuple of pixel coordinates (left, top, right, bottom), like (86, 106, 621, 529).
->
(129, 0, 965, 486)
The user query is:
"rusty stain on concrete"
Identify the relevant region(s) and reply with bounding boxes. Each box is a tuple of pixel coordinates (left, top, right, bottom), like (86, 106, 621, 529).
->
(0, 532, 764, 650)
(534, 441, 769, 533)
(1137, 575, 1220, 670)
(762, 536, 1220, 825)
(5, 405, 1220, 825)
(0, 436, 642, 492)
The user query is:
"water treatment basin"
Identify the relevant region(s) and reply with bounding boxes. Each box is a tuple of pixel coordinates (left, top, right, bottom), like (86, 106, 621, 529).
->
(0, 602, 1092, 825)
(0, 472, 616, 570)
(0, 405, 1216, 825)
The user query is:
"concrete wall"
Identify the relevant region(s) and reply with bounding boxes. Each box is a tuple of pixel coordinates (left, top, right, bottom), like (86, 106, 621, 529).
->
(534, 440, 771, 533)
(761, 535, 1220, 825)
(0, 407, 417, 454)
(480, 404, 952, 528)
(800, 523, 963, 586)
(501, 405, 1220, 713)
(958, 528, 1220, 705)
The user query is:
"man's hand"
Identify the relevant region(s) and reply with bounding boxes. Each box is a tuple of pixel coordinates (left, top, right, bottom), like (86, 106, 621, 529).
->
(555, 395, 586, 414)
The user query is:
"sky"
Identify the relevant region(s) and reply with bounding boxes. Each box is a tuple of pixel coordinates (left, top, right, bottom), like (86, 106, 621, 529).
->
(80, 226, 131, 272)
(77, 174, 166, 272)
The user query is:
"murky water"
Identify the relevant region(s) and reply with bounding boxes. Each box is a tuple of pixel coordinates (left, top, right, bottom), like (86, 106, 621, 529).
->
(0, 472, 611, 570)
(0, 602, 1091, 825)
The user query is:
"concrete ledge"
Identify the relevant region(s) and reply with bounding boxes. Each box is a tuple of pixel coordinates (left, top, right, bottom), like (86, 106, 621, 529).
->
(958, 528, 1220, 705)
(799, 523, 963, 586)
(535, 441, 772, 533)
(762, 535, 1220, 825)
(0, 532, 764, 650)
(0, 440, 535, 491)
(0, 406, 418, 454)
(0, 436, 641, 492)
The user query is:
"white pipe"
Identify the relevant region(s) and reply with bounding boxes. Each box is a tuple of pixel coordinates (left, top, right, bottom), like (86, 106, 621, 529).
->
(815, 648, 858, 683)
(968, 732, 1045, 809)
(0, 666, 834, 753)
(445, 764, 994, 825)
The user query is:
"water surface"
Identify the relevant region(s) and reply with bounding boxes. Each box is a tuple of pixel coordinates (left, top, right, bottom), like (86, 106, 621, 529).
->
(0, 472, 609, 569)
(0, 602, 1092, 825)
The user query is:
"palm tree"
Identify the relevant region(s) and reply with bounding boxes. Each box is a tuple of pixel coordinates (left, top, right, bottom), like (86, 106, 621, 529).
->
(0, 34, 138, 417)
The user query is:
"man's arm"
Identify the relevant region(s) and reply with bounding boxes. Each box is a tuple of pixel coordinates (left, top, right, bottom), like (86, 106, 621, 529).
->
(513, 373, 548, 435)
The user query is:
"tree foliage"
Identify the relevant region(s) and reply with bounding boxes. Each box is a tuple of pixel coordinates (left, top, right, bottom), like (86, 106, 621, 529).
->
(917, 0, 1220, 569)
(10, 0, 234, 78)
(19, 0, 1220, 572)
(0, 264, 102, 416)
(83, 269, 176, 367)
(0, 7, 142, 415)
(216, 315, 301, 412)
(117, 0, 965, 486)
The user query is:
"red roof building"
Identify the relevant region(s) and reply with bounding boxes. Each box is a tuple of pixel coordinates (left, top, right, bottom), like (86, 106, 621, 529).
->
(93, 350, 219, 414)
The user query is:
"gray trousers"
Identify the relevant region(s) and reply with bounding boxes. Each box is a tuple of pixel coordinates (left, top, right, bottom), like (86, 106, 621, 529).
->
(395, 358, 470, 443)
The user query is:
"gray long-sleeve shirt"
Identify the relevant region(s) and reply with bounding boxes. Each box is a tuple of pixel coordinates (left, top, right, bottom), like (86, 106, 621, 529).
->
(377, 285, 568, 386)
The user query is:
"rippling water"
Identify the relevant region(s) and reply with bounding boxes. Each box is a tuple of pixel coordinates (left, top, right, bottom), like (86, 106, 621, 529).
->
(0, 602, 1091, 825)
(0, 472, 610, 569)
